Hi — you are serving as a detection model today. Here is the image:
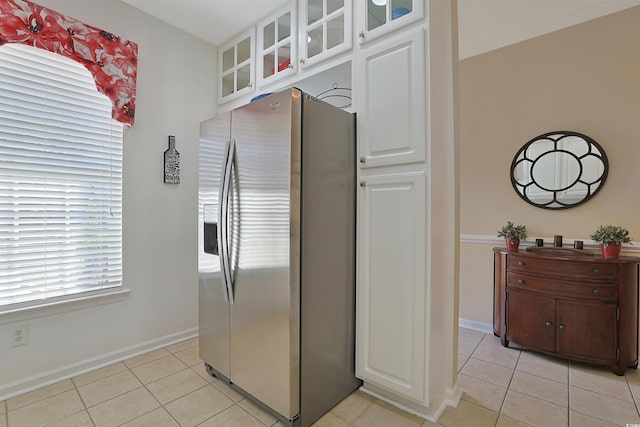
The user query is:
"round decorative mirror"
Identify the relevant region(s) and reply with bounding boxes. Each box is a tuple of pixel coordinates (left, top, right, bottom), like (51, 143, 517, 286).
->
(510, 131, 608, 210)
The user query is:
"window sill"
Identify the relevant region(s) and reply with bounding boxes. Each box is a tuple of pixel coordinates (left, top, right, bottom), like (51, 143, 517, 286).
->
(0, 288, 131, 325)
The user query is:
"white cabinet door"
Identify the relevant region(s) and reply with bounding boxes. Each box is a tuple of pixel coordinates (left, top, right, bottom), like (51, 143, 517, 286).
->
(257, 2, 297, 88)
(299, 0, 352, 68)
(219, 28, 255, 104)
(357, 171, 426, 402)
(356, 0, 423, 45)
(356, 27, 425, 168)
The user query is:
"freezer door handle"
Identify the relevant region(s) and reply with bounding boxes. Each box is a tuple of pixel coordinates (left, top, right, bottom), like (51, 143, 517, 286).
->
(218, 140, 235, 304)
(225, 140, 237, 304)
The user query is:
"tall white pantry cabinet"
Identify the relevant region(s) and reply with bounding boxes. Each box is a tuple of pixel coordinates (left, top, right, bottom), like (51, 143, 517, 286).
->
(354, 0, 460, 420)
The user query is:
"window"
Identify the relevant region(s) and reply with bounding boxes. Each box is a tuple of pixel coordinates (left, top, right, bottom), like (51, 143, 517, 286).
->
(0, 43, 123, 308)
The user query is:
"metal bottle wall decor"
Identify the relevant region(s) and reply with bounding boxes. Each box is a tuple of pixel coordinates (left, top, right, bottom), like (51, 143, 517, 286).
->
(164, 135, 180, 184)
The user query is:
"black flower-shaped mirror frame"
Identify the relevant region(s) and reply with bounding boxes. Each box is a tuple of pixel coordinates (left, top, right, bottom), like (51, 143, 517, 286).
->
(510, 131, 609, 210)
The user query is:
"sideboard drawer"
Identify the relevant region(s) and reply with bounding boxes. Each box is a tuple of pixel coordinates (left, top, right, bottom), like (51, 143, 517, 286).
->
(508, 255, 617, 280)
(506, 272, 617, 300)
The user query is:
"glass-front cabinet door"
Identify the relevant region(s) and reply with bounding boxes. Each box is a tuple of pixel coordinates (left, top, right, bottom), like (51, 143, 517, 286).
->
(219, 28, 255, 103)
(300, 0, 352, 68)
(257, 2, 297, 88)
(357, 0, 423, 44)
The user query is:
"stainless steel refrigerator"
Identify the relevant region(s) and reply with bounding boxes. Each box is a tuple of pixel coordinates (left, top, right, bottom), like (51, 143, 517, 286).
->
(198, 88, 361, 427)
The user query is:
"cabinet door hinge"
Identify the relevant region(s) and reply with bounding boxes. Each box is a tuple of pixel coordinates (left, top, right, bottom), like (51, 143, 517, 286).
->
(617, 307, 620, 321)
(617, 347, 620, 360)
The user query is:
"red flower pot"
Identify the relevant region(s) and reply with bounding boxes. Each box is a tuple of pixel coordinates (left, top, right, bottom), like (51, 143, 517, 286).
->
(600, 244, 622, 259)
(505, 238, 520, 251)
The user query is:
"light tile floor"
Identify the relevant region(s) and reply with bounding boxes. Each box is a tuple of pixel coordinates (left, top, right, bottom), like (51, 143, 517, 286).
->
(2, 328, 640, 426)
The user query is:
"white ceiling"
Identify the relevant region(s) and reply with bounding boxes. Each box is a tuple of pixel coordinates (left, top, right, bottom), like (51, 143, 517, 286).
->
(120, 0, 640, 58)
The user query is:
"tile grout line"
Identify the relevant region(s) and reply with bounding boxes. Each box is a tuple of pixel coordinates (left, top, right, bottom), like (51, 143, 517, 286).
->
(626, 372, 640, 418)
(73, 342, 196, 426)
(70, 376, 97, 427)
(123, 349, 188, 427)
(494, 344, 522, 425)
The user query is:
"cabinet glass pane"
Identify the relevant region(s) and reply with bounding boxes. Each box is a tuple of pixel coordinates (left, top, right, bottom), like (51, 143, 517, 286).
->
(237, 37, 251, 64)
(391, 0, 412, 20)
(327, 0, 343, 15)
(308, 0, 322, 24)
(237, 64, 250, 89)
(277, 43, 291, 71)
(263, 52, 275, 78)
(222, 47, 234, 72)
(327, 15, 344, 49)
(308, 27, 323, 58)
(278, 12, 291, 41)
(368, 0, 386, 31)
(263, 21, 275, 49)
(222, 73, 234, 97)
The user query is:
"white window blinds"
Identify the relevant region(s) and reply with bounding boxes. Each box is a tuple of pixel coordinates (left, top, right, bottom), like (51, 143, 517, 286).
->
(0, 43, 123, 308)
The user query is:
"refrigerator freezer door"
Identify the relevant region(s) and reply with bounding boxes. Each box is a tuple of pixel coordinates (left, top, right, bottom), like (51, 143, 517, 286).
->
(199, 112, 232, 379)
(229, 89, 301, 420)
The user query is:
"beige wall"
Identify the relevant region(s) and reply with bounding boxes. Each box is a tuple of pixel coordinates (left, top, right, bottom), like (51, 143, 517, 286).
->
(458, 6, 640, 325)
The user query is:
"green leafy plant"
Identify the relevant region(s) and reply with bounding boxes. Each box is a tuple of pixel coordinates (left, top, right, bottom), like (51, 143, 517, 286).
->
(590, 225, 632, 246)
(497, 221, 528, 241)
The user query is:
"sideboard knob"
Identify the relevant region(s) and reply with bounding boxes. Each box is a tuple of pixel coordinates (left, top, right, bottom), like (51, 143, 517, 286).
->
(559, 324, 566, 331)
(518, 261, 525, 267)
(545, 321, 553, 328)
(593, 268, 600, 274)
(517, 279, 525, 285)
(592, 289, 600, 295)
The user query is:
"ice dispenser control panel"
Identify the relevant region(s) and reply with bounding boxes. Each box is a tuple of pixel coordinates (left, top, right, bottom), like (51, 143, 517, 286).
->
(203, 204, 218, 255)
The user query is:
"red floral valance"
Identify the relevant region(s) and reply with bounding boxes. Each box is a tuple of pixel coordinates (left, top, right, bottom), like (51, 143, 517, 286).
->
(0, 0, 138, 125)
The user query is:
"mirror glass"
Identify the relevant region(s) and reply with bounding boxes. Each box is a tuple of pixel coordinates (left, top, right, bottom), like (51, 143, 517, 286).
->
(510, 131, 608, 209)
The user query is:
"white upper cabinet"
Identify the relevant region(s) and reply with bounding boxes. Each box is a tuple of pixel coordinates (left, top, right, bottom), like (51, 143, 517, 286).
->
(257, 2, 297, 88)
(219, 28, 255, 104)
(299, 0, 352, 68)
(356, 0, 424, 44)
(355, 27, 426, 168)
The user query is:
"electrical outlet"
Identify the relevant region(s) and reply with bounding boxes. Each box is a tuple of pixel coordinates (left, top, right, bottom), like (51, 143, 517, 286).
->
(9, 323, 29, 348)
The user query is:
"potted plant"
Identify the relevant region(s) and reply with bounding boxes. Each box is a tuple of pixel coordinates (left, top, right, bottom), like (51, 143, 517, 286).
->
(590, 225, 632, 259)
(498, 221, 528, 251)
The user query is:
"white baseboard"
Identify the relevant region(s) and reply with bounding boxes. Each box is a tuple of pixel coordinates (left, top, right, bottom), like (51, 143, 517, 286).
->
(0, 327, 198, 401)
(459, 318, 493, 334)
(359, 382, 433, 421)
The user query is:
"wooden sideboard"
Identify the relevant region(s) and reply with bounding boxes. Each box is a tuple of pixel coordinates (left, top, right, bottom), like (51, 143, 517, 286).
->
(493, 247, 639, 375)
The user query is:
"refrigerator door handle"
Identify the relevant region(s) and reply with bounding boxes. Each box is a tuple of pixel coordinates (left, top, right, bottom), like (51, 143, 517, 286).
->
(219, 140, 236, 304)
(218, 140, 232, 304)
